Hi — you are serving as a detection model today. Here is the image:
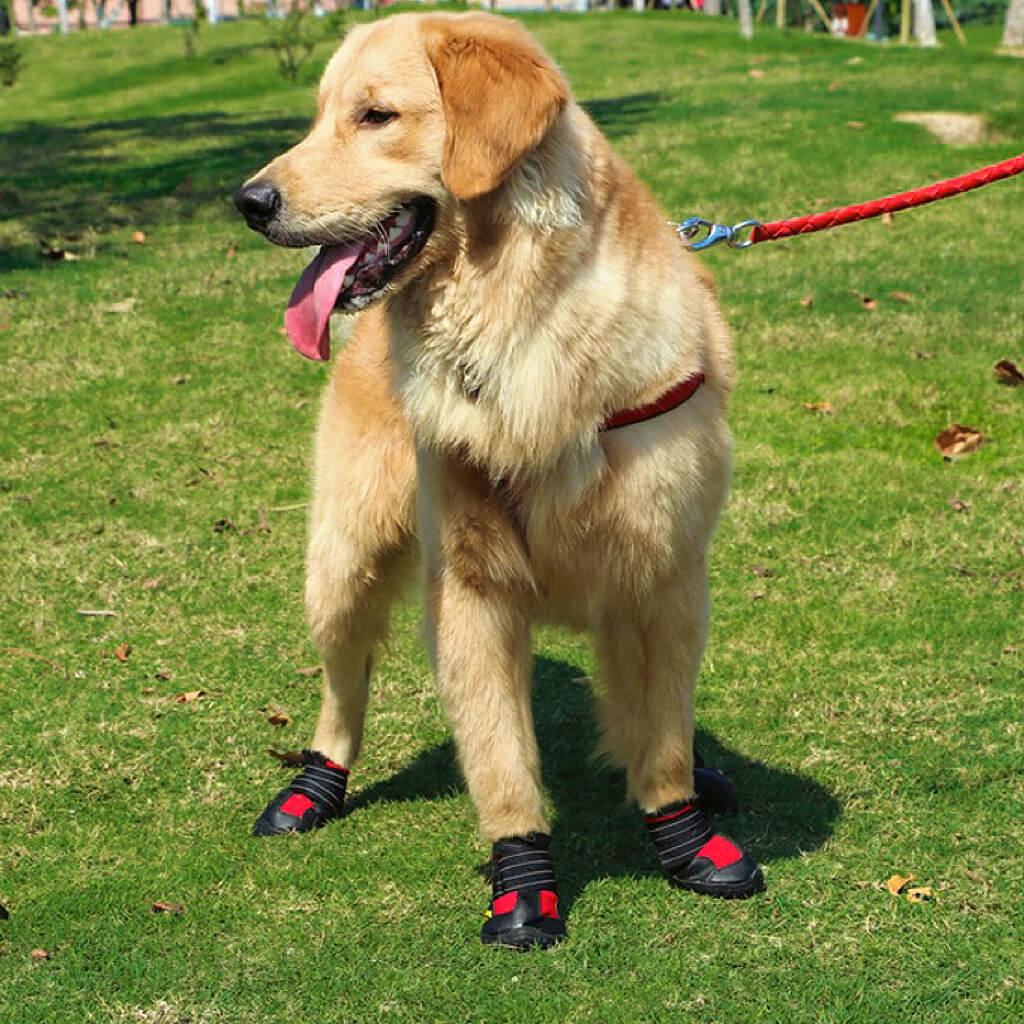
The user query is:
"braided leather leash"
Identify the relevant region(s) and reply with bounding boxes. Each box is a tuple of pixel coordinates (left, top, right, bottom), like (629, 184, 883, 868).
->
(676, 152, 1024, 251)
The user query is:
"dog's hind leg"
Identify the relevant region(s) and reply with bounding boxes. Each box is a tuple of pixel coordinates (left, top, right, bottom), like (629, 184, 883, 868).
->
(595, 570, 764, 899)
(253, 315, 418, 837)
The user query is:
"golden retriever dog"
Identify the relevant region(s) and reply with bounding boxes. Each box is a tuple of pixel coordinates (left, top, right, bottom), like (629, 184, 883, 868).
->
(235, 11, 763, 949)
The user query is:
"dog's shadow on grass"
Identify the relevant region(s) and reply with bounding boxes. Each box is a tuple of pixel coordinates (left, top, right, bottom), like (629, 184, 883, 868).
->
(350, 656, 840, 913)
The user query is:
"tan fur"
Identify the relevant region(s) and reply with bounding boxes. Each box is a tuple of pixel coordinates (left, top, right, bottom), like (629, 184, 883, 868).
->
(247, 12, 735, 839)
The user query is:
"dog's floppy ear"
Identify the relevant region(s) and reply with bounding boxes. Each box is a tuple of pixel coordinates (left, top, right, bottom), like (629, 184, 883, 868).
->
(422, 15, 569, 201)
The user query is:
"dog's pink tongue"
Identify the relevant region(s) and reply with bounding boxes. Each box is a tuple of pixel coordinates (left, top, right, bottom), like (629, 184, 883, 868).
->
(284, 245, 360, 361)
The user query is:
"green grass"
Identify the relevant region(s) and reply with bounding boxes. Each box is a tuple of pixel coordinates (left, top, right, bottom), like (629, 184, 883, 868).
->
(1, 10, 1022, 1024)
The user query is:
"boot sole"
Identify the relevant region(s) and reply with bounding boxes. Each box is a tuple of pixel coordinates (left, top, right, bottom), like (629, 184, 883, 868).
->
(670, 867, 766, 900)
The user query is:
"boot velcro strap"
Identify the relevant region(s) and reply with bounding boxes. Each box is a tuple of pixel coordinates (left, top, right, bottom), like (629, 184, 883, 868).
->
(491, 833, 558, 898)
(645, 801, 714, 870)
(285, 751, 349, 817)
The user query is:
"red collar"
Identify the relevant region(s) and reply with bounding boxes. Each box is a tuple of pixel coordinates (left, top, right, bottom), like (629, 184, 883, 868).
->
(601, 372, 705, 432)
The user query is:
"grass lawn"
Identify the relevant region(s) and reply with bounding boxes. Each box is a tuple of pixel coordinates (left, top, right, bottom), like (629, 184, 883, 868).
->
(1, 8, 1022, 1023)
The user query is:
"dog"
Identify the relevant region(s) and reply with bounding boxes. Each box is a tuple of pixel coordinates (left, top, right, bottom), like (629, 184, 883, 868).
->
(235, 11, 763, 949)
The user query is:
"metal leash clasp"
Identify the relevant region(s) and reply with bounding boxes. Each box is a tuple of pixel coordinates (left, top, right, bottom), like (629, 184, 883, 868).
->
(672, 217, 761, 252)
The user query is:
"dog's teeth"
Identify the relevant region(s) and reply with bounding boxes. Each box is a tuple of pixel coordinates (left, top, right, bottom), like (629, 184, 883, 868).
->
(343, 272, 354, 287)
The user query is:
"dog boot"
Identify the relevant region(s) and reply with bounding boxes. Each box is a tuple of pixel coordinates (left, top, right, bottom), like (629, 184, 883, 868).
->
(645, 800, 764, 899)
(252, 750, 349, 837)
(693, 749, 738, 815)
(480, 832, 566, 950)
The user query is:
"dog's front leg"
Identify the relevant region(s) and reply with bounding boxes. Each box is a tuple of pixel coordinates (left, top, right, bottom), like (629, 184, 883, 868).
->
(253, 328, 418, 837)
(418, 450, 564, 949)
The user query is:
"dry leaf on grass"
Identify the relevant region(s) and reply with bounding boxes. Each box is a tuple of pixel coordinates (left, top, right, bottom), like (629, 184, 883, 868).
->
(915, 351, 935, 360)
(889, 290, 914, 303)
(31, 948, 51, 960)
(846, 120, 866, 130)
(906, 887, 934, 903)
(886, 873, 935, 902)
(151, 901, 185, 915)
(101, 298, 137, 314)
(947, 495, 970, 513)
(886, 873, 916, 895)
(881, 212, 895, 226)
(751, 564, 776, 578)
(935, 424, 985, 459)
(132, 231, 146, 244)
(114, 644, 132, 662)
(994, 359, 1023, 386)
(268, 748, 306, 766)
(266, 707, 292, 727)
(174, 690, 206, 704)
(803, 402, 835, 415)
(799, 295, 813, 308)
(77, 608, 117, 617)
(748, 68, 765, 79)
(294, 665, 323, 677)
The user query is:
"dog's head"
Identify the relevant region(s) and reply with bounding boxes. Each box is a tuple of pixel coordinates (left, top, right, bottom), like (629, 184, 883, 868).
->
(235, 12, 569, 361)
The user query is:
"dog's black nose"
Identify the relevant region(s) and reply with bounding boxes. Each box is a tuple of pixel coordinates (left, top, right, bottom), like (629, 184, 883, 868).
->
(234, 180, 281, 228)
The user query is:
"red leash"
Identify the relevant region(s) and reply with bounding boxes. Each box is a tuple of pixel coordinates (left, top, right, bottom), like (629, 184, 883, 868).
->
(677, 152, 1024, 250)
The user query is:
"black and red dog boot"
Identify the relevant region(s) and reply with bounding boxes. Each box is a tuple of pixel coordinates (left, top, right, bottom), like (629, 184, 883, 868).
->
(480, 832, 566, 950)
(252, 750, 349, 837)
(693, 749, 738, 815)
(645, 800, 764, 899)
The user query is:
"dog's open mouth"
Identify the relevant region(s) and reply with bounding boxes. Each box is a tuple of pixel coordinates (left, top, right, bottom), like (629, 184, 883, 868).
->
(285, 199, 436, 361)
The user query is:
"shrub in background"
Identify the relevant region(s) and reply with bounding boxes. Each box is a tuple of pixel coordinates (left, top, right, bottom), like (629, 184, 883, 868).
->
(1, 38, 21, 88)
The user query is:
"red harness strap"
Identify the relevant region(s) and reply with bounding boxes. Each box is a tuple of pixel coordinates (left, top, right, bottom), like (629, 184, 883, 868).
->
(601, 372, 705, 432)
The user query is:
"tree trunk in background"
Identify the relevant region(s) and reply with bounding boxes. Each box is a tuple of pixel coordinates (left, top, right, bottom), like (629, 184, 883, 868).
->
(1003, 0, 1024, 46)
(56, 0, 69, 31)
(914, 0, 937, 46)
(706, 0, 721, 15)
(738, 0, 753, 37)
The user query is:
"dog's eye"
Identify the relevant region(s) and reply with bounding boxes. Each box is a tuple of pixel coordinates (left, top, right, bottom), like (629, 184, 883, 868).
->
(360, 108, 398, 127)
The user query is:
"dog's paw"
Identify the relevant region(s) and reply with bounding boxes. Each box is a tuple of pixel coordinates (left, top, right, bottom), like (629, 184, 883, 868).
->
(667, 836, 765, 900)
(481, 889, 566, 951)
(252, 751, 348, 837)
(692, 755, 738, 815)
(645, 801, 764, 900)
